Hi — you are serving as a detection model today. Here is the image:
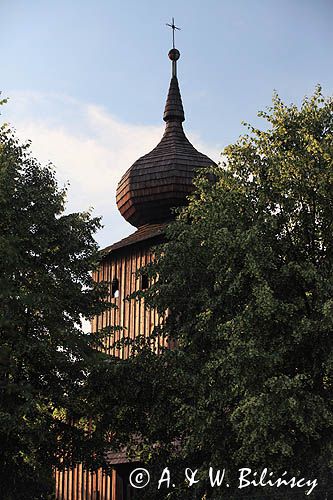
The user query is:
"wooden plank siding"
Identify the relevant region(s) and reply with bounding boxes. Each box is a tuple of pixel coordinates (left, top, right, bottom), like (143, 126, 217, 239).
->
(92, 243, 162, 359)
(55, 238, 162, 500)
(55, 465, 113, 500)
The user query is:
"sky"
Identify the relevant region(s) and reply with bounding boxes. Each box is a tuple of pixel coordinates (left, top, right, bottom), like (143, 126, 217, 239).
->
(1, 0, 333, 248)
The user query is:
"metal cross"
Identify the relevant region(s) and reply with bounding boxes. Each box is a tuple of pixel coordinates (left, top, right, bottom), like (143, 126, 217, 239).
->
(166, 17, 181, 48)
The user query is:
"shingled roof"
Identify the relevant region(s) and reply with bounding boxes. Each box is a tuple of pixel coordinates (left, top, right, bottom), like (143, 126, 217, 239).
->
(116, 49, 215, 229)
(101, 222, 166, 256)
(163, 75, 185, 122)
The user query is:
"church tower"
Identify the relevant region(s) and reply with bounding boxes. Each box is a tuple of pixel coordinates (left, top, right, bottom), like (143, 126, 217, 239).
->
(93, 43, 214, 360)
(55, 40, 214, 500)
(99, 44, 214, 499)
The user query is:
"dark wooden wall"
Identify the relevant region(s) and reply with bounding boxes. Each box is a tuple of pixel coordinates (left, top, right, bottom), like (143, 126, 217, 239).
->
(92, 241, 162, 358)
(55, 239, 160, 500)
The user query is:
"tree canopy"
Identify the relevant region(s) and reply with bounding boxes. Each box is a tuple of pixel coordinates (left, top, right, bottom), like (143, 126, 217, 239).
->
(98, 86, 333, 498)
(0, 104, 109, 499)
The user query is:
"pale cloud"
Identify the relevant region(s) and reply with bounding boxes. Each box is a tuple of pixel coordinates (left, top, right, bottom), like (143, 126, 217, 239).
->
(2, 91, 219, 248)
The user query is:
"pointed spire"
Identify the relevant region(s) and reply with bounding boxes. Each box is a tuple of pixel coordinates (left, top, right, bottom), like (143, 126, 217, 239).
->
(163, 76, 185, 122)
(163, 48, 185, 122)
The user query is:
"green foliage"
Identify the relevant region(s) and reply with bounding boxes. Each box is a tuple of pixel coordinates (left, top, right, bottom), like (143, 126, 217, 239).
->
(101, 87, 333, 498)
(0, 110, 109, 498)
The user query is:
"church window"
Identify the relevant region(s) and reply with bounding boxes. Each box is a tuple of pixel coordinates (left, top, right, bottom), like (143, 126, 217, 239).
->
(111, 277, 119, 298)
(141, 273, 149, 290)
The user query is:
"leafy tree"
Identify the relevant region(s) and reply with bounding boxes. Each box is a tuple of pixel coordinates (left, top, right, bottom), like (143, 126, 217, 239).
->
(0, 103, 109, 499)
(98, 87, 333, 498)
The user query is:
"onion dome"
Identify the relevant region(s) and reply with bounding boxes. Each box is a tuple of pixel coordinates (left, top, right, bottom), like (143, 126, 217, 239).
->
(116, 48, 214, 228)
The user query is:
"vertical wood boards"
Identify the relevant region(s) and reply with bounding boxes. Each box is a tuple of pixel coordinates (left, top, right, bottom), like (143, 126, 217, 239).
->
(55, 239, 159, 500)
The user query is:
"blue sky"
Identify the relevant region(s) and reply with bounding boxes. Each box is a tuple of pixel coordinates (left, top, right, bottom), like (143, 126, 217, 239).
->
(1, 0, 333, 247)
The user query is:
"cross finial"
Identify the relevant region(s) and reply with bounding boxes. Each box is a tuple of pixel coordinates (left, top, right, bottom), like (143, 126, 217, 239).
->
(166, 17, 181, 49)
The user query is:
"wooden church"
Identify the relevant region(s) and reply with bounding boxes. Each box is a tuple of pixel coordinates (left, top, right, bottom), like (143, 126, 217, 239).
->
(55, 37, 214, 500)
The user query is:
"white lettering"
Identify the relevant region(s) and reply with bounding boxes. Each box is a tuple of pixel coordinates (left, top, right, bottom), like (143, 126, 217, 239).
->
(209, 468, 225, 487)
(158, 468, 171, 489)
(185, 468, 199, 486)
(238, 468, 252, 489)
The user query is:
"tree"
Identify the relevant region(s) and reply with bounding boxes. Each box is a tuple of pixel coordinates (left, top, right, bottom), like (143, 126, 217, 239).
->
(0, 104, 109, 499)
(97, 87, 333, 498)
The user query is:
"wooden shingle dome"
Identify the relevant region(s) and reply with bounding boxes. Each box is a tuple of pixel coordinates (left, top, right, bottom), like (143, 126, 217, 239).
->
(116, 49, 214, 228)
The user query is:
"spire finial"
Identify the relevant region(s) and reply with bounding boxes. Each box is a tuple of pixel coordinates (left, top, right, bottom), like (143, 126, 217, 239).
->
(166, 18, 181, 77)
(166, 17, 181, 49)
